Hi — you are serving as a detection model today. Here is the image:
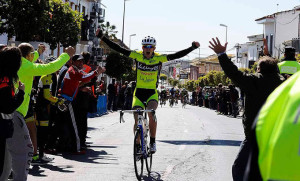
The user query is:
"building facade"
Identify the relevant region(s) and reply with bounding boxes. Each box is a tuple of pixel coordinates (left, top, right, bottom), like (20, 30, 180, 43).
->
(256, 6, 300, 59)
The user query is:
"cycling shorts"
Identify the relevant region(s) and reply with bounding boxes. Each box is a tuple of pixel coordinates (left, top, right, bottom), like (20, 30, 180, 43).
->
(132, 88, 158, 109)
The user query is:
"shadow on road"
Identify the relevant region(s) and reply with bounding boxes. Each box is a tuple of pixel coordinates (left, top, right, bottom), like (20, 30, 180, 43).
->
(142, 171, 163, 181)
(29, 164, 74, 177)
(158, 139, 241, 146)
(62, 147, 118, 164)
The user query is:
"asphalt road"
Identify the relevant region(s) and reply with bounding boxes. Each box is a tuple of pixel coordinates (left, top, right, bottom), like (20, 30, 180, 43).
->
(28, 103, 244, 181)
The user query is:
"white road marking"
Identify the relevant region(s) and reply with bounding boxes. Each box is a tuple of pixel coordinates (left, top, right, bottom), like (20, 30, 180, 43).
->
(179, 145, 186, 151)
(162, 165, 175, 180)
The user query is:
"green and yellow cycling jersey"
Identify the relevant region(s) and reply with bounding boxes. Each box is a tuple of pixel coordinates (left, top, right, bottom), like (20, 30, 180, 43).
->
(129, 51, 168, 89)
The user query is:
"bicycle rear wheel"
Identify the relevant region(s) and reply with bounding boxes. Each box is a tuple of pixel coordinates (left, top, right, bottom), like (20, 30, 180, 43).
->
(134, 130, 143, 180)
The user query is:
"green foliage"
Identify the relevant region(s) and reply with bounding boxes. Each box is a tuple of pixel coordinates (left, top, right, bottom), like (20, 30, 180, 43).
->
(105, 52, 133, 80)
(46, 0, 82, 49)
(168, 77, 174, 85)
(250, 62, 258, 73)
(239, 67, 253, 74)
(0, 0, 50, 41)
(0, 0, 81, 48)
(160, 73, 167, 81)
(171, 79, 179, 87)
(121, 68, 136, 82)
(184, 80, 196, 92)
(183, 70, 237, 90)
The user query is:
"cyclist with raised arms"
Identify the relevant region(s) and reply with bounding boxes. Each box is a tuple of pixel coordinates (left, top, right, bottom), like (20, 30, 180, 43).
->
(96, 29, 199, 153)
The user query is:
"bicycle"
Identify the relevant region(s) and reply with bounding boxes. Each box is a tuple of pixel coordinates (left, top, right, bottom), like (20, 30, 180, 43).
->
(182, 96, 187, 108)
(120, 109, 156, 180)
(169, 96, 174, 107)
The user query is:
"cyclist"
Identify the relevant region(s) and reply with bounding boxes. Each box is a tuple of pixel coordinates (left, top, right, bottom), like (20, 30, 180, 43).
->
(169, 87, 175, 107)
(96, 29, 199, 153)
(175, 89, 180, 104)
(181, 88, 188, 105)
(159, 89, 167, 106)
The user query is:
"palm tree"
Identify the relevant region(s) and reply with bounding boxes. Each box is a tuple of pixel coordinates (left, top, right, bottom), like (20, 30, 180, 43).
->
(100, 21, 118, 39)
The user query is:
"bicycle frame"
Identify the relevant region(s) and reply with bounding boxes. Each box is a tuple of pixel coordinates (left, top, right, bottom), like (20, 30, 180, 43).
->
(120, 109, 156, 158)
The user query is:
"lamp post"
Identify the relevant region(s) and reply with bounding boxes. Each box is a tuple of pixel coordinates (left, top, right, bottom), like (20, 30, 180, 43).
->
(129, 34, 136, 49)
(220, 24, 228, 43)
(122, 0, 130, 43)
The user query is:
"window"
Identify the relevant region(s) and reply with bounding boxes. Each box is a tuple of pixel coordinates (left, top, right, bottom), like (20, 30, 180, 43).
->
(270, 34, 273, 56)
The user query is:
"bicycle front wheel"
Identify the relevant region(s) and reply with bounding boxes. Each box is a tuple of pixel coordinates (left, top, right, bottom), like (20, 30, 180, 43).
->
(134, 130, 143, 180)
(145, 141, 152, 174)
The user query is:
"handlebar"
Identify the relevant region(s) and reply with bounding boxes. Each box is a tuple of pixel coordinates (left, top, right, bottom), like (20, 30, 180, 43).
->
(119, 109, 156, 123)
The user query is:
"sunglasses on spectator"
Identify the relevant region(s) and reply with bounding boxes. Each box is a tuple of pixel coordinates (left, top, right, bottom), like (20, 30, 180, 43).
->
(143, 45, 155, 49)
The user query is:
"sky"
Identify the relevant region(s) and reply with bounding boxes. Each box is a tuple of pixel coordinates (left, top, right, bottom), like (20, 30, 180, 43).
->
(101, 0, 300, 60)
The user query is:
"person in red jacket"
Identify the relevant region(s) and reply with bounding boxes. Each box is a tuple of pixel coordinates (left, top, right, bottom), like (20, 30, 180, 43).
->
(58, 54, 105, 154)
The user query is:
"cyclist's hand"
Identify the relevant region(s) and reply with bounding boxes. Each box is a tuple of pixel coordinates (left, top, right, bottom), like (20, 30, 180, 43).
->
(96, 28, 104, 39)
(209, 37, 228, 54)
(192, 41, 200, 49)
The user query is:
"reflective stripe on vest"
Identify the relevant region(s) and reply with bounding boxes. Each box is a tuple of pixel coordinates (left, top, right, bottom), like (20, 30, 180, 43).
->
(36, 120, 49, 127)
(1, 113, 13, 120)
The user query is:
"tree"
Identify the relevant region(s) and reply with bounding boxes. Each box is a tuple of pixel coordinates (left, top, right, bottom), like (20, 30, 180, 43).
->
(0, 0, 81, 49)
(0, 0, 50, 41)
(100, 21, 118, 39)
(184, 80, 196, 92)
(171, 79, 179, 87)
(105, 52, 133, 80)
(45, 0, 82, 50)
(168, 77, 174, 86)
(160, 73, 167, 81)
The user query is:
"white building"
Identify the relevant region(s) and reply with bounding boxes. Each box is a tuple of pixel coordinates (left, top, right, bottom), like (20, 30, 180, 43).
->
(233, 34, 263, 69)
(256, 6, 300, 59)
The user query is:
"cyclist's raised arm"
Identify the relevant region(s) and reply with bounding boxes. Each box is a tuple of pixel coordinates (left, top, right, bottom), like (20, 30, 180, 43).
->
(96, 28, 131, 57)
(167, 41, 200, 61)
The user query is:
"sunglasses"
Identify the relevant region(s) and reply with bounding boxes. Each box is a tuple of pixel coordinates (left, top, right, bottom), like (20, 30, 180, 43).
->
(143, 45, 155, 49)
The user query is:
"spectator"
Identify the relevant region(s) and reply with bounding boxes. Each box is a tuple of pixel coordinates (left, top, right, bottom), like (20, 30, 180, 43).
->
(229, 84, 239, 118)
(118, 81, 128, 110)
(209, 37, 285, 181)
(107, 79, 116, 112)
(197, 87, 203, 107)
(0, 47, 24, 178)
(58, 54, 104, 154)
(124, 81, 136, 110)
(277, 46, 300, 79)
(34, 56, 65, 165)
(245, 71, 300, 181)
